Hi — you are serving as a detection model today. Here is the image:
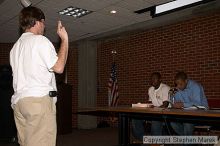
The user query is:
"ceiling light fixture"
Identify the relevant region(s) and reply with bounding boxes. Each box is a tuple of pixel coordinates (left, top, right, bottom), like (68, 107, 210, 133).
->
(110, 10, 117, 14)
(156, 0, 203, 14)
(58, 6, 92, 18)
(151, 0, 214, 17)
(20, 0, 32, 7)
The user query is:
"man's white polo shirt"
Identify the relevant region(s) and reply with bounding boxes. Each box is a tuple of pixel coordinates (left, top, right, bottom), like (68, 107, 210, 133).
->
(10, 32, 58, 107)
(148, 83, 170, 107)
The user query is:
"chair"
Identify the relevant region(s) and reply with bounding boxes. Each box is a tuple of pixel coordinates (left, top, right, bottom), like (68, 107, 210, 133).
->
(194, 98, 220, 137)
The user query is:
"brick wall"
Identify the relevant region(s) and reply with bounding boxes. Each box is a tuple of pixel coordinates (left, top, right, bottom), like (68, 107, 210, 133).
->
(97, 12, 220, 107)
(0, 42, 78, 128)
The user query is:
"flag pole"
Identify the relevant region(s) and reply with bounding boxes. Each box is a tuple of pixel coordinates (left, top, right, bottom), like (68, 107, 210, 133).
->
(108, 50, 117, 106)
(109, 50, 118, 123)
(111, 50, 117, 62)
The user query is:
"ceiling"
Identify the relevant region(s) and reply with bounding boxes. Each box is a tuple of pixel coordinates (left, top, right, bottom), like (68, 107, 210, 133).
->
(0, 0, 172, 43)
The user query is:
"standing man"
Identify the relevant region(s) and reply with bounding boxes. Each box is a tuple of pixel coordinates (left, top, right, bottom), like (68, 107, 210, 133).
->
(171, 71, 208, 135)
(132, 72, 170, 140)
(10, 6, 68, 146)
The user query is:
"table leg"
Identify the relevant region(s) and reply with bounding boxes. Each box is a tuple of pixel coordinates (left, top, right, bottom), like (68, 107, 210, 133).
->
(118, 113, 130, 146)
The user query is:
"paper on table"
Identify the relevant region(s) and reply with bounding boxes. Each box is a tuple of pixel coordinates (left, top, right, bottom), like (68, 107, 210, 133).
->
(132, 103, 153, 108)
(184, 105, 206, 110)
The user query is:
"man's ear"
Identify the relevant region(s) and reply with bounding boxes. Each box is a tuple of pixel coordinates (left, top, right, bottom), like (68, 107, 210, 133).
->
(35, 21, 40, 26)
(29, 19, 36, 27)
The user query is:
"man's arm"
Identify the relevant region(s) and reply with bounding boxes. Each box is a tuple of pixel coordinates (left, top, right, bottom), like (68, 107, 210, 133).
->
(173, 89, 193, 108)
(160, 86, 170, 108)
(200, 86, 209, 108)
(191, 84, 208, 108)
(160, 101, 169, 108)
(52, 21, 68, 74)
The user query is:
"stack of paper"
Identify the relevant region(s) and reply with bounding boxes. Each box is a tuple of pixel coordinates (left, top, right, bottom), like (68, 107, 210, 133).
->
(184, 105, 206, 110)
(132, 103, 153, 108)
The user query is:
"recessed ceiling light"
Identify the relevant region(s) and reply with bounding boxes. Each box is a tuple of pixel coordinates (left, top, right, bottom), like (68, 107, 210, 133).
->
(58, 6, 92, 18)
(110, 10, 117, 14)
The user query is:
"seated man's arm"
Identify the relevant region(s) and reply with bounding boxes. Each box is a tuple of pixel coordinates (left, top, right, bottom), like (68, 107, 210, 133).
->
(191, 84, 208, 108)
(160, 86, 170, 108)
(200, 87, 209, 109)
(173, 85, 204, 108)
(173, 90, 192, 108)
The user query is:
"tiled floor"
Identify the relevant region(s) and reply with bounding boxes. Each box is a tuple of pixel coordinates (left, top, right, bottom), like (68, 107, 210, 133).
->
(0, 128, 118, 146)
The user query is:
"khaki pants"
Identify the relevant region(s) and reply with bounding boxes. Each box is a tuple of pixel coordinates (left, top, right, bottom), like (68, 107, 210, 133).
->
(13, 96, 57, 146)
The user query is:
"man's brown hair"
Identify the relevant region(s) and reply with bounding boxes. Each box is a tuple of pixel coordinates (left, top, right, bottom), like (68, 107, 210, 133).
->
(19, 6, 45, 32)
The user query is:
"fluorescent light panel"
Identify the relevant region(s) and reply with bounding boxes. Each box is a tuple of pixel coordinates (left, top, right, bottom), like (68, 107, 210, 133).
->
(155, 0, 203, 14)
(58, 6, 92, 18)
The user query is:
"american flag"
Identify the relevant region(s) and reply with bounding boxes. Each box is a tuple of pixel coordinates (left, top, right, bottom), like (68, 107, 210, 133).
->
(108, 62, 119, 107)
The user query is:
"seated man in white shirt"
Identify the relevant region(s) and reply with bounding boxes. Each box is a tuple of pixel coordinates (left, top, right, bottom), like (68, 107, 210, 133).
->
(148, 72, 170, 135)
(132, 72, 170, 140)
(148, 72, 170, 108)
